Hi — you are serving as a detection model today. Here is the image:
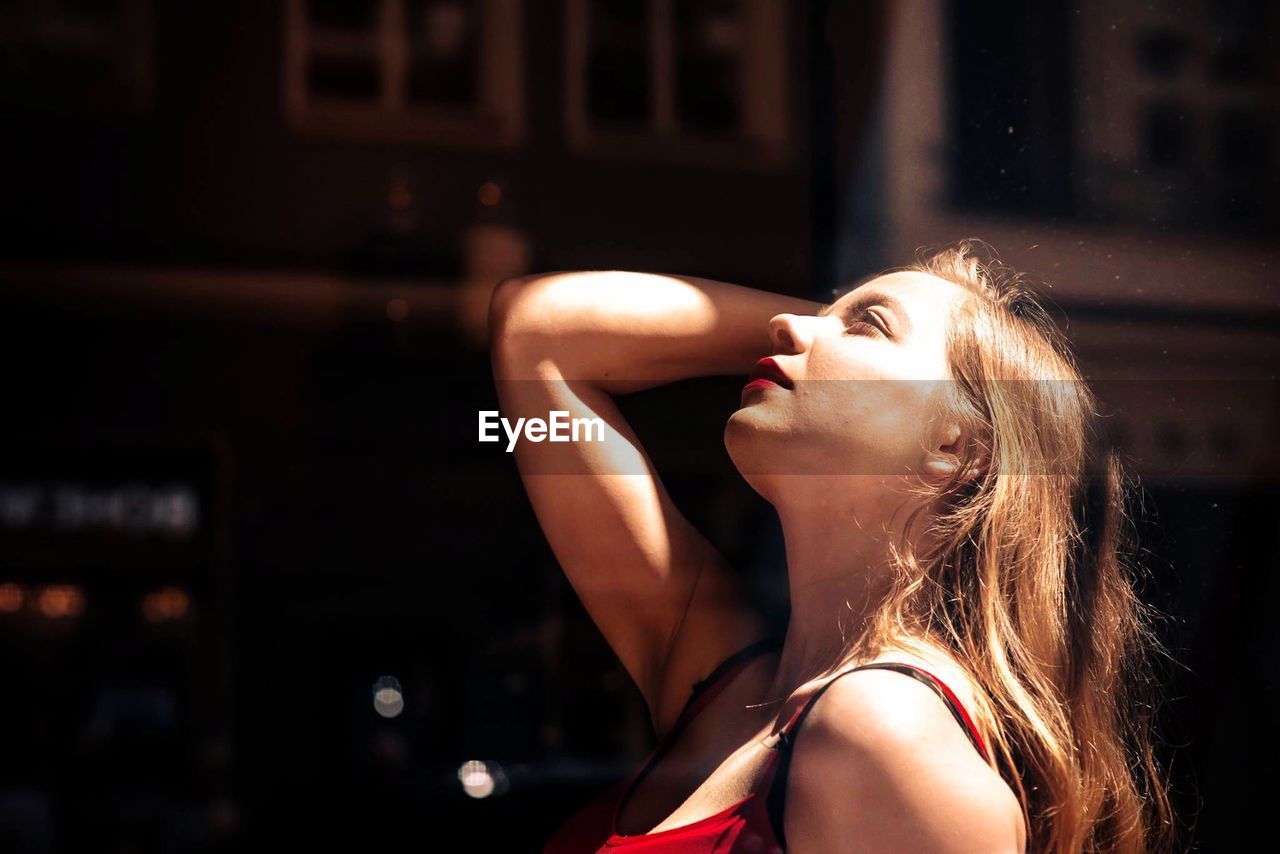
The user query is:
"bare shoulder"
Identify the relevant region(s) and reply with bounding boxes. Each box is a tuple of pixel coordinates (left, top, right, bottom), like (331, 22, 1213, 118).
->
(783, 667, 1026, 853)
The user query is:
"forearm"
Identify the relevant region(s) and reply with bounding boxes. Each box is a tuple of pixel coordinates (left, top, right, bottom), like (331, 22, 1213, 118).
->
(488, 270, 826, 394)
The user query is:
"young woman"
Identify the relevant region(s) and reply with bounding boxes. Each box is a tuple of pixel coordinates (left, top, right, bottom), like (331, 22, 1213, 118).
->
(488, 241, 1177, 853)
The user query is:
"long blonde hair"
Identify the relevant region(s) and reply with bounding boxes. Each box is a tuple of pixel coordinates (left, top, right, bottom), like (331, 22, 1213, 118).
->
(841, 240, 1179, 853)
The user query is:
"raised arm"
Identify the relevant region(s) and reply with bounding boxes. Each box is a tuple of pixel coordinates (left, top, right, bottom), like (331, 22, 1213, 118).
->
(488, 271, 824, 739)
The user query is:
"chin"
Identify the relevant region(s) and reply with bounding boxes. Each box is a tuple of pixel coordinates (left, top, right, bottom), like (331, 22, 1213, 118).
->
(724, 410, 804, 497)
(728, 412, 878, 486)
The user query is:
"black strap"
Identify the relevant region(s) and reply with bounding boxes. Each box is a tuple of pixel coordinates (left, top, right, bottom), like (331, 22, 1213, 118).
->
(673, 634, 785, 738)
(764, 662, 986, 850)
(620, 635, 785, 832)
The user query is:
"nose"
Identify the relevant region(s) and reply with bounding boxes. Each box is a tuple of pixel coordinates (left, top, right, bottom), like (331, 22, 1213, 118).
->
(768, 312, 815, 355)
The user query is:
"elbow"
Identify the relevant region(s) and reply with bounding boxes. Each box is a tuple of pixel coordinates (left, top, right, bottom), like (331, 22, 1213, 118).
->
(487, 275, 535, 354)
(488, 271, 595, 359)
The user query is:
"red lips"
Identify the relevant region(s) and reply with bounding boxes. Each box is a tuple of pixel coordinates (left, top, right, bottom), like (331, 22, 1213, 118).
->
(747, 357, 794, 390)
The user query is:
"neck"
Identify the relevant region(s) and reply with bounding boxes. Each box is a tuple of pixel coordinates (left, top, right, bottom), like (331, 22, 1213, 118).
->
(760, 479, 904, 706)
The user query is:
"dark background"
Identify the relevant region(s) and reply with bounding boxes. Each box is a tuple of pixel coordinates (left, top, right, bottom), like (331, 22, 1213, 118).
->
(0, 1, 1277, 852)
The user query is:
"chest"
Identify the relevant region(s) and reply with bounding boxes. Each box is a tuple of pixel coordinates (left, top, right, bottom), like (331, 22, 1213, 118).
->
(612, 728, 779, 837)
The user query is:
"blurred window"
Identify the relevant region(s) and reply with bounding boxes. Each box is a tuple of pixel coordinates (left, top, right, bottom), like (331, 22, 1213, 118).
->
(1070, 0, 1278, 233)
(0, 0, 154, 116)
(283, 0, 524, 148)
(564, 0, 791, 170)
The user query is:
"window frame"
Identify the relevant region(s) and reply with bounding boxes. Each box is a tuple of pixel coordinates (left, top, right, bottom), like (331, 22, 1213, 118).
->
(563, 0, 791, 171)
(282, 0, 525, 149)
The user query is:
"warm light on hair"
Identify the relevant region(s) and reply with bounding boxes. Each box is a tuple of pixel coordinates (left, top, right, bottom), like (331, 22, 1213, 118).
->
(834, 240, 1179, 854)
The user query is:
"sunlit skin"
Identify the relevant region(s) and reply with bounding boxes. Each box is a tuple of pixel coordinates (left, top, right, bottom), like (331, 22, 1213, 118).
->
(721, 271, 1022, 851)
(490, 268, 1025, 852)
(725, 271, 984, 701)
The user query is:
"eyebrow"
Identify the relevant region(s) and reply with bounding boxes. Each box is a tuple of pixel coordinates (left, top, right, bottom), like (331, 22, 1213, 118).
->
(819, 291, 914, 335)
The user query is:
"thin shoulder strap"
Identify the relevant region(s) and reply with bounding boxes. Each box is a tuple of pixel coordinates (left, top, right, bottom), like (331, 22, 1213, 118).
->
(852, 663, 989, 758)
(775, 661, 990, 760)
(764, 661, 991, 850)
(615, 634, 784, 833)
(668, 635, 784, 737)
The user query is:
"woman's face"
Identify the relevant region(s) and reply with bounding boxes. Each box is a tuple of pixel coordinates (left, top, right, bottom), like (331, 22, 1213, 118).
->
(725, 271, 972, 487)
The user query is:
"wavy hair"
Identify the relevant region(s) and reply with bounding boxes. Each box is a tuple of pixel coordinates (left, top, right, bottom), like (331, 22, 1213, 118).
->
(836, 240, 1179, 853)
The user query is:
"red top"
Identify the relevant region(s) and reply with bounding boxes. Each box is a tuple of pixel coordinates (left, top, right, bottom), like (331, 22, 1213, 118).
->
(542, 636, 991, 853)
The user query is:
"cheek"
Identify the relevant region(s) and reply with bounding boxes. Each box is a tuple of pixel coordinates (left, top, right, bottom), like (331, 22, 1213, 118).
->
(803, 378, 930, 457)
(869, 334, 951, 383)
(861, 382, 931, 450)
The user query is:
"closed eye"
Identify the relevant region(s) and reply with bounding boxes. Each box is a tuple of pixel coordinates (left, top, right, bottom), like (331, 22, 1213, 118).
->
(843, 310, 887, 337)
